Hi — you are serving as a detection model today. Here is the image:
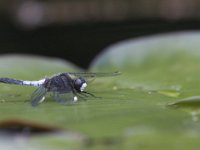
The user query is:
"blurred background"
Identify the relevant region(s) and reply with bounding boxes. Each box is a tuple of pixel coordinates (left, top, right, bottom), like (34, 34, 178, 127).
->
(0, 0, 200, 68)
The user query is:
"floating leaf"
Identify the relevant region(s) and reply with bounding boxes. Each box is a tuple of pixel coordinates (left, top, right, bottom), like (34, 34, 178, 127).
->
(2, 32, 200, 149)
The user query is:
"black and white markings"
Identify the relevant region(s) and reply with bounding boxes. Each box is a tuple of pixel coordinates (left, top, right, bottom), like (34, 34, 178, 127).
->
(0, 72, 120, 106)
(22, 79, 45, 87)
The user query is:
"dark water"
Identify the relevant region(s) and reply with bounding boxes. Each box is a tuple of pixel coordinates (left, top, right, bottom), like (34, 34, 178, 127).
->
(0, 18, 200, 68)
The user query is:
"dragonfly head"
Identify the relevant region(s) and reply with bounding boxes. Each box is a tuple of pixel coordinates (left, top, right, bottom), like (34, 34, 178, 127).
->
(74, 77, 87, 92)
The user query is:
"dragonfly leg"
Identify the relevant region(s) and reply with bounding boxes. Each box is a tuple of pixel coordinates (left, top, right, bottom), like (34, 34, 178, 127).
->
(75, 93, 87, 101)
(82, 91, 101, 99)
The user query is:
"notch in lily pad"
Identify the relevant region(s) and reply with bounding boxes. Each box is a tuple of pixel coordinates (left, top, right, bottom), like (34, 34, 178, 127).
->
(0, 118, 63, 136)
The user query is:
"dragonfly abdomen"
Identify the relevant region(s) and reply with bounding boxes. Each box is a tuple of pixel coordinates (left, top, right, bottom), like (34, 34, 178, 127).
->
(0, 78, 23, 85)
(0, 77, 45, 87)
(22, 79, 45, 87)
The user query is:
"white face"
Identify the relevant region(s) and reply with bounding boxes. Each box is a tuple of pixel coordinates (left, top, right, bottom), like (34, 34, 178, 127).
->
(80, 83, 87, 91)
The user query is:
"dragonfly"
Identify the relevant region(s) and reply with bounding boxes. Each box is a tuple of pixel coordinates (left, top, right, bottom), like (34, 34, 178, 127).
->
(0, 72, 120, 106)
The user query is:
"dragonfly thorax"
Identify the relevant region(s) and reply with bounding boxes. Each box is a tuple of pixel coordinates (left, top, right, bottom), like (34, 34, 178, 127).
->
(74, 77, 87, 92)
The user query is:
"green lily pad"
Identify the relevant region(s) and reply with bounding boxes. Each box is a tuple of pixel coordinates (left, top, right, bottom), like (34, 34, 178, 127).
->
(2, 32, 200, 149)
(88, 31, 200, 149)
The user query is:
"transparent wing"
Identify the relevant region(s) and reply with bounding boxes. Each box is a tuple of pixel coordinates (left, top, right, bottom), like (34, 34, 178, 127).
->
(68, 71, 121, 83)
(52, 92, 77, 105)
(31, 86, 47, 107)
(68, 71, 121, 78)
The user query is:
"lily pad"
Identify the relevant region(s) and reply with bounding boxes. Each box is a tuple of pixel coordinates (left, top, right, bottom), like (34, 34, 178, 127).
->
(0, 54, 87, 149)
(89, 31, 200, 149)
(1, 31, 200, 149)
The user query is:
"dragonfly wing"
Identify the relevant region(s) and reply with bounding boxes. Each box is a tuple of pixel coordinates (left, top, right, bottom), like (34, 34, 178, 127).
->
(31, 86, 47, 107)
(68, 72, 120, 83)
(52, 92, 77, 105)
(68, 71, 120, 78)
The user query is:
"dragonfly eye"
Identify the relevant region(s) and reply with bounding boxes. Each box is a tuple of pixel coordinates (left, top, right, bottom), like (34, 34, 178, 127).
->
(74, 78, 87, 92)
